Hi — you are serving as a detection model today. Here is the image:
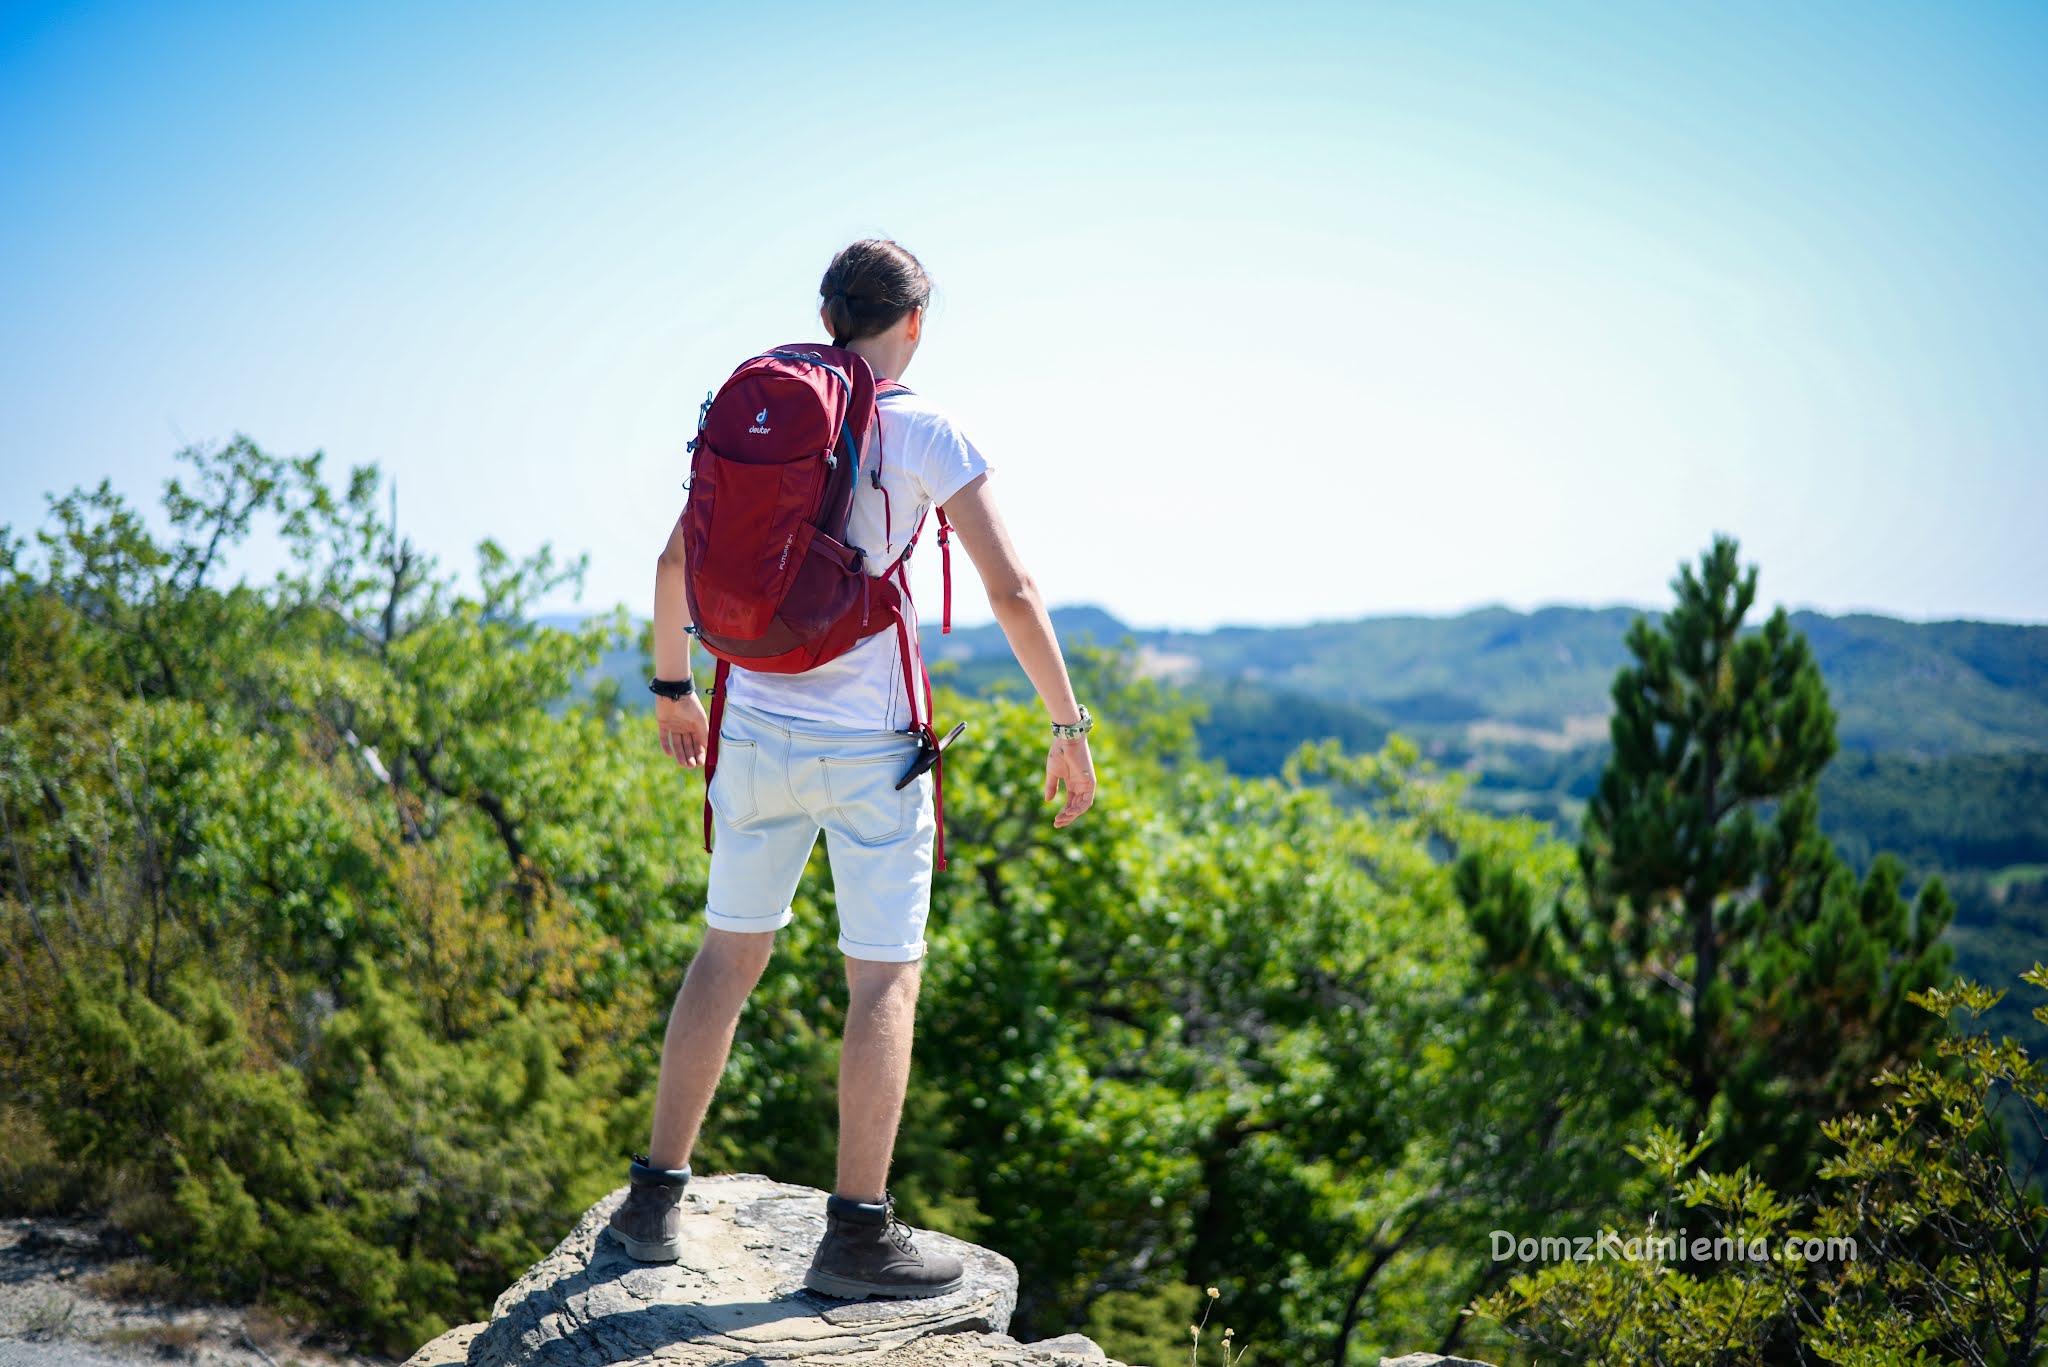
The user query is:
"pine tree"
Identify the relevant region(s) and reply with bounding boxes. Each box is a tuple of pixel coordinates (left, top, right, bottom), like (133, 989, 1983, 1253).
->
(1467, 535, 1956, 1191)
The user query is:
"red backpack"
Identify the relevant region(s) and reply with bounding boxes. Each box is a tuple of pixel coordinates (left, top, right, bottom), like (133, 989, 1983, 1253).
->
(681, 343, 956, 868)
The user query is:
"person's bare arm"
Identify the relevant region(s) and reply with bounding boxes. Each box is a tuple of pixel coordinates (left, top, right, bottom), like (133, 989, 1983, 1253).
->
(653, 514, 709, 767)
(941, 472, 1095, 827)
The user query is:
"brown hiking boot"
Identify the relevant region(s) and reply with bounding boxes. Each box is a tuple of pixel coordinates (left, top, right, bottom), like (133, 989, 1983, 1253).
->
(803, 1193, 965, 1300)
(607, 1155, 689, 1262)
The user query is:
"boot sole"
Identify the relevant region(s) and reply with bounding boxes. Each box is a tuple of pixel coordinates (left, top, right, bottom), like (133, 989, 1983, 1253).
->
(610, 1227, 682, 1263)
(802, 1268, 966, 1300)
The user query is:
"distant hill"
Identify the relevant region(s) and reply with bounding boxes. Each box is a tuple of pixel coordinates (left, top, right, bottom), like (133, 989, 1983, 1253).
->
(928, 604, 2048, 758)
(557, 602, 2048, 758)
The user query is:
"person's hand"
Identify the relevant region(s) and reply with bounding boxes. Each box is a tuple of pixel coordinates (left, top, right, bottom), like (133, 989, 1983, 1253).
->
(1044, 737, 1096, 828)
(657, 693, 710, 767)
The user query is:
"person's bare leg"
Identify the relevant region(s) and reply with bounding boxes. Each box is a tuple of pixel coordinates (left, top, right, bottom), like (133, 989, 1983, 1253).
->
(646, 927, 777, 1171)
(836, 957, 922, 1203)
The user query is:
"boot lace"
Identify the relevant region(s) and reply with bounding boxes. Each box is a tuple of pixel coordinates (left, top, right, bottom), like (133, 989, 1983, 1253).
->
(882, 1194, 919, 1255)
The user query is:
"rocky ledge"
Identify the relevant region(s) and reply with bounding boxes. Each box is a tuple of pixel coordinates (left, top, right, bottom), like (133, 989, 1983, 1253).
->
(402, 1174, 1128, 1367)
(402, 1174, 1489, 1367)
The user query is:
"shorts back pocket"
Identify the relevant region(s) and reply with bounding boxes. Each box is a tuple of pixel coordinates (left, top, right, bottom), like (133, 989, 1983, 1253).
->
(820, 754, 912, 845)
(709, 737, 760, 826)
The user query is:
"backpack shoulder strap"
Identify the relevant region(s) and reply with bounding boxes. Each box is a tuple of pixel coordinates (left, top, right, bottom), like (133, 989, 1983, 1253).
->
(869, 378, 953, 635)
(867, 378, 907, 547)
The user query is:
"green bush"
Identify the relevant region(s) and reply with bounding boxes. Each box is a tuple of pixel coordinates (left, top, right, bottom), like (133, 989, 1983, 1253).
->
(1476, 974, 2048, 1366)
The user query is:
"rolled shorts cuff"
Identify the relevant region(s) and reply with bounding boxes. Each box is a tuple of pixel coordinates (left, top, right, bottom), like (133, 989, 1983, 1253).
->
(837, 933, 927, 963)
(705, 905, 796, 935)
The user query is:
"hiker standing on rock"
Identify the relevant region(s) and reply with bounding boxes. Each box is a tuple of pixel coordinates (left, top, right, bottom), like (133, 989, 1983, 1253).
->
(613, 238, 1097, 1299)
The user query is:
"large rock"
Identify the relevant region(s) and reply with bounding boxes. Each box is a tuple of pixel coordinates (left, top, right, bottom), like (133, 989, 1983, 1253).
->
(409, 1173, 1127, 1367)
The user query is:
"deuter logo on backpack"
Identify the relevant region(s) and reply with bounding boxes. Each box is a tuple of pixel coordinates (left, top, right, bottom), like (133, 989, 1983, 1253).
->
(749, 408, 771, 435)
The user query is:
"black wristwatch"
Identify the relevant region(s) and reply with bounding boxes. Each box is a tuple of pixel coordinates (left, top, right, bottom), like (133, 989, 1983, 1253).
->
(648, 676, 697, 700)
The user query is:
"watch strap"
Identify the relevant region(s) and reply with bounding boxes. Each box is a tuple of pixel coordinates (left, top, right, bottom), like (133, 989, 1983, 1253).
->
(1051, 704, 1093, 741)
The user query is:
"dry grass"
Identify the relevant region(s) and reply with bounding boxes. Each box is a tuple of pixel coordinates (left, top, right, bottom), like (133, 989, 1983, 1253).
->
(19, 1292, 79, 1338)
(87, 1257, 189, 1302)
(96, 1319, 207, 1356)
(241, 1303, 302, 1350)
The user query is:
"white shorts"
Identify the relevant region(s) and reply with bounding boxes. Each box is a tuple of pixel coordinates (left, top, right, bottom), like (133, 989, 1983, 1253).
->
(704, 700, 937, 962)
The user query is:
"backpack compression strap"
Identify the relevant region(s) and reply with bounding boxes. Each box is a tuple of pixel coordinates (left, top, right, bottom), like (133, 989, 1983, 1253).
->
(935, 507, 952, 635)
(888, 579, 948, 872)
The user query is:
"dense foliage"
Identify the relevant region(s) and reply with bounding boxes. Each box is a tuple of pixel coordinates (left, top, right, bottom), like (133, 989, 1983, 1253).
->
(0, 441, 1615, 1361)
(2, 444, 2039, 1366)
(1, 441, 668, 1351)
(1478, 976, 2048, 1365)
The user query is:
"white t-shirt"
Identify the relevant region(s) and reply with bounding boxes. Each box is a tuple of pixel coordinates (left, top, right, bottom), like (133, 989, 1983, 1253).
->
(724, 388, 990, 731)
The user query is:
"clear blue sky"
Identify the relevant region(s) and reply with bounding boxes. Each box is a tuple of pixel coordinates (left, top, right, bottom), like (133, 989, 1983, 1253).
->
(4, 0, 2044, 628)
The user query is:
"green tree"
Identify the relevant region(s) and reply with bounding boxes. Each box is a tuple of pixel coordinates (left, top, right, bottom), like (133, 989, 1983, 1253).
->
(1, 440, 668, 1351)
(1465, 536, 1956, 1193)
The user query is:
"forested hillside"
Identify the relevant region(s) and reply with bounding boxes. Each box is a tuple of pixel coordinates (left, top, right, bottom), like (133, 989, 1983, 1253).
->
(910, 603, 2048, 756)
